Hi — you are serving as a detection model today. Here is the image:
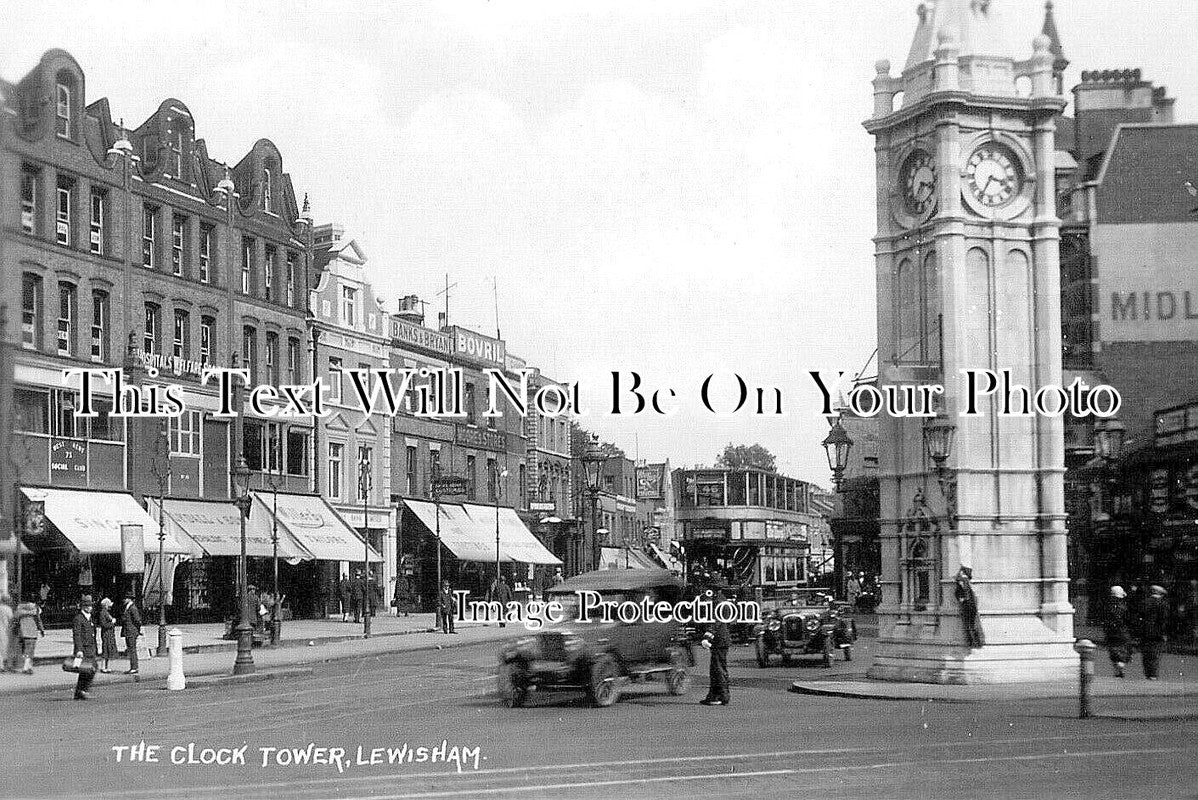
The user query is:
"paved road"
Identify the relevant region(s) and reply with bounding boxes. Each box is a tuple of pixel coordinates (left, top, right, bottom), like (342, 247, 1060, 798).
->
(3, 635, 1196, 799)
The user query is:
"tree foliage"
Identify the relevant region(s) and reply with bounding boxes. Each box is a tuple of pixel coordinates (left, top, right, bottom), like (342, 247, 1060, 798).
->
(716, 443, 777, 472)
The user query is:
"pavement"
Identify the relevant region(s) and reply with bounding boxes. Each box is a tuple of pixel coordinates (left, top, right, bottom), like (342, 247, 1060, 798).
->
(0, 613, 523, 696)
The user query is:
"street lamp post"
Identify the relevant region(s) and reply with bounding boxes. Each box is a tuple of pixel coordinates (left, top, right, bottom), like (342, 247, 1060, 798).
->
(150, 424, 170, 655)
(359, 455, 372, 639)
(579, 434, 608, 572)
(822, 417, 854, 599)
(263, 441, 284, 646)
(494, 465, 508, 594)
(922, 417, 958, 525)
(1092, 415, 1128, 576)
(231, 454, 255, 675)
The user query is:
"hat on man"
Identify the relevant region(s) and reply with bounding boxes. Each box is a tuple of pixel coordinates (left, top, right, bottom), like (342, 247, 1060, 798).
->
(1149, 584, 1167, 596)
(1109, 585, 1126, 599)
(124, 591, 136, 600)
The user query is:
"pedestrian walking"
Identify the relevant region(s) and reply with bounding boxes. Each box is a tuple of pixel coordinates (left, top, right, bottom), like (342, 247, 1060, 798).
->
(15, 592, 45, 674)
(1104, 585, 1132, 678)
(1139, 584, 1169, 680)
(439, 579, 457, 634)
(0, 595, 13, 672)
(488, 576, 513, 628)
(70, 594, 99, 700)
(96, 598, 119, 673)
(337, 576, 350, 622)
(954, 566, 985, 649)
(120, 593, 143, 675)
(393, 574, 413, 617)
(350, 571, 364, 624)
(700, 588, 731, 706)
(845, 572, 863, 607)
(367, 573, 383, 617)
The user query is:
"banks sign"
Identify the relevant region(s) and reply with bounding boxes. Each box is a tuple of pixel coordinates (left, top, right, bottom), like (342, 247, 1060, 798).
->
(1094, 223, 1198, 342)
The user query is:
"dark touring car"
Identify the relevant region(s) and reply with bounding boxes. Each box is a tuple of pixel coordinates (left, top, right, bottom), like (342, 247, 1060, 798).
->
(754, 598, 857, 667)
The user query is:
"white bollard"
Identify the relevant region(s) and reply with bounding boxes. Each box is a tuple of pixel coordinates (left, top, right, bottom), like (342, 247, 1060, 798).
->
(167, 628, 186, 691)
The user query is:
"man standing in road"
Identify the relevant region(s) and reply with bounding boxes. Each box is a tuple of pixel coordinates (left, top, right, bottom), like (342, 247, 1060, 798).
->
(120, 592, 143, 675)
(350, 571, 364, 624)
(699, 587, 730, 706)
(1140, 584, 1169, 680)
(337, 575, 350, 622)
(1104, 585, 1132, 678)
(488, 575, 513, 628)
(71, 594, 99, 700)
(439, 579, 457, 634)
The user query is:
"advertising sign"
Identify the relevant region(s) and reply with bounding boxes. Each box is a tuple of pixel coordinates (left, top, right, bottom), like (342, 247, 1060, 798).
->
(49, 439, 88, 487)
(120, 524, 145, 573)
(390, 318, 453, 356)
(448, 326, 506, 366)
(635, 464, 666, 500)
(1093, 223, 1198, 343)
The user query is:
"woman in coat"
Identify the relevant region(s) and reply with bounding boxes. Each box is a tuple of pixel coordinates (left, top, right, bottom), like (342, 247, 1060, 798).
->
(96, 598, 119, 673)
(954, 567, 985, 650)
(14, 592, 45, 674)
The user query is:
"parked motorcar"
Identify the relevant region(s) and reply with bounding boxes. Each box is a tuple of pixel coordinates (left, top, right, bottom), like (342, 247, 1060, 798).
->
(496, 568, 693, 708)
(754, 597, 856, 667)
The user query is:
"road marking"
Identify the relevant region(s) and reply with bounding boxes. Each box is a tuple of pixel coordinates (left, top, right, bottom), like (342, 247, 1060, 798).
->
(85, 732, 1186, 799)
(352, 747, 1192, 799)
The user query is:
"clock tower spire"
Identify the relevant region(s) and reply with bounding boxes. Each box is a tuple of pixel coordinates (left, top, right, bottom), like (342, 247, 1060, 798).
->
(864, 4, 1075, 683)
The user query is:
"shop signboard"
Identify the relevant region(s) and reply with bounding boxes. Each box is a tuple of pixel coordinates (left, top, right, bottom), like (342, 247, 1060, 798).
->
(49, 439, 88, 488)
(120, 524, 145, 573)
(1149, 468, 1170, 514)
(635, 464, 666, 500)
(529, 501, 557, 512)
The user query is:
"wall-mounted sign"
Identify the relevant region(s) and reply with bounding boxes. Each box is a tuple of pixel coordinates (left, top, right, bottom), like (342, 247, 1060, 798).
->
(120, 524, 145, 573)
(390, 318, 453, 356)
(529, 501, 557, 512)
(635, 464, 666, 500)
(1094, 223, 1198, 343)
(49, 439, 88, 487)
(455, 424, 505, 451)
(1149, 468, 1171, 514)
(136, 348, 210, 379)
(447, 327, 505, 367)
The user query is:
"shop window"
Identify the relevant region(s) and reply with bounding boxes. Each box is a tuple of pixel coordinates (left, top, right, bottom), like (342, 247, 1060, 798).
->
(57, 283, 75, 356)
(242, 326, 257, 385)
(266, 422, 282, 472)
(21, 166, 38, 234)
(53, 389, 78, 438)
(90, 290, 108, 363)
(87, 398, 121, 442)
(467, 455, 477, 500)
(142, 205, 157, 267)
(357, 445, 373, 501)
(286, 429, 309, 476)
(241, 238, 254, 294)
(328, 357, 342, 403)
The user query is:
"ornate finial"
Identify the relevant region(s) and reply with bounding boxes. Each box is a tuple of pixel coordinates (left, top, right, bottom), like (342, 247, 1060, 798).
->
(216, 164, 235, 196)
(297, 193, 313, 226)
(875, 59, 891, 76)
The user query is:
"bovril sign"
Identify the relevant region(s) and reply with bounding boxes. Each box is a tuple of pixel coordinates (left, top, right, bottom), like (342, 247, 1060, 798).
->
(449, 327, 505, 367)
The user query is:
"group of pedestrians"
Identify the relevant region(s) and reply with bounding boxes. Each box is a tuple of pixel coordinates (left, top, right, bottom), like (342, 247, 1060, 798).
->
(336, 571, 383, 624)
(1103, 583, 1170, 679)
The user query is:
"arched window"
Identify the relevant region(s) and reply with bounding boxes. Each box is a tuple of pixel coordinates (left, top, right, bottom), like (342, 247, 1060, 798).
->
(54, 71, 74, 139)
(262, 167, 272, 212)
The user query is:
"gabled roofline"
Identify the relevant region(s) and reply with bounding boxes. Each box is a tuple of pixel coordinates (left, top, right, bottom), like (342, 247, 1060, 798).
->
(1094, 122, 1198, 186)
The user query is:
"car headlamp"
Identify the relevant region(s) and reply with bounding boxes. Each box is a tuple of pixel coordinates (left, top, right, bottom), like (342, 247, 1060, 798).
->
(805, 617, 820, 632)
(767, 620, 782, 631)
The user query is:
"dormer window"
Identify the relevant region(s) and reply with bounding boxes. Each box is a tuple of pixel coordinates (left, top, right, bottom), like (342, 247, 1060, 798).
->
(55, 80, 71, 138)
(262, 168, 272, 212)
(168, 129, 183, 179)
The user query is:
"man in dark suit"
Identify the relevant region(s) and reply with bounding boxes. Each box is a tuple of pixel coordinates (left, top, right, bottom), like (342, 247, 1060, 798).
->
(439, 580, 457, 634)
(700, 587, 731, 706)
(120, 593, 143, 675)
(1140, 584, 1169, 680)
(350, 571, 364, 624)
(71, 594, 99, 700)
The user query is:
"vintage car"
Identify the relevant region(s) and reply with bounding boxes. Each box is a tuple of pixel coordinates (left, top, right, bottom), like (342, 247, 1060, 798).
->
(497, 568, 693, 708)
(754, 597, 857, 667)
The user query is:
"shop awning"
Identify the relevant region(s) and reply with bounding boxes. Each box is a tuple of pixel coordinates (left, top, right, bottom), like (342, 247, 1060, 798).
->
(257, 492, 381, 563)
(461, 504, 562, 565)
(599, 546, 660, 571)
(22, 487, 191, 555)
(405, 500, 496, 562)
(148, 498, 311, 561)
(649, 544, 683, 572)
(404, 501, 561, 565)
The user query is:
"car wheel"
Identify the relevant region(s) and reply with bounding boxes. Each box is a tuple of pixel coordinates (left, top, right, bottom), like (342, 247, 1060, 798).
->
(844, 645, 853, 662)
(589, 655, 620, 707)
(755, 636, 769, 668)
(781, 653, 792, 666)
(667, 668, 691, 695)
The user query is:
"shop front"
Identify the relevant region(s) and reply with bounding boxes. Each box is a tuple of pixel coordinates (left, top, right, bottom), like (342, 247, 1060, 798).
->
(151, 493, 381, 622)
(401, 500, 561, 609)
(17, 487, 193, 625)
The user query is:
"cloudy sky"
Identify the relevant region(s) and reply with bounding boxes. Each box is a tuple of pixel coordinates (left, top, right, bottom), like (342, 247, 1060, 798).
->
(4, 0, 1195, 484)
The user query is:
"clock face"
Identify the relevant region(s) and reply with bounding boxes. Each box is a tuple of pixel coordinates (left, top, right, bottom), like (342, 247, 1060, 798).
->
(901, 150, 936, 216)
(966, 144, 1021, 207)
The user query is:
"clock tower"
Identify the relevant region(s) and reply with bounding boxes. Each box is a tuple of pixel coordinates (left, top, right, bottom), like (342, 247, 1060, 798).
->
(864, 1, 1076, 682)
